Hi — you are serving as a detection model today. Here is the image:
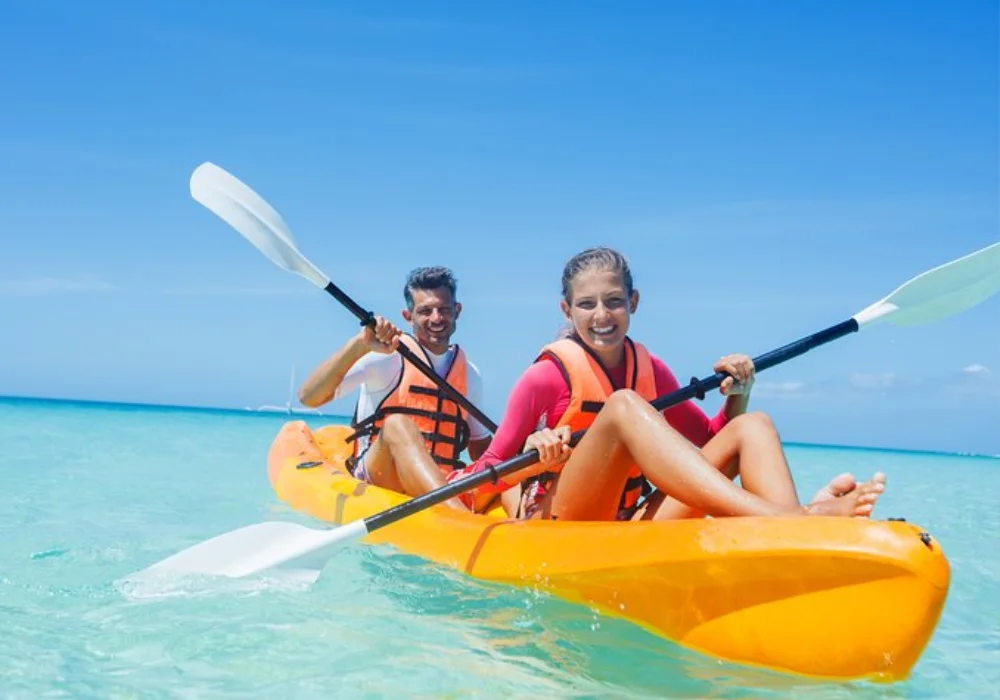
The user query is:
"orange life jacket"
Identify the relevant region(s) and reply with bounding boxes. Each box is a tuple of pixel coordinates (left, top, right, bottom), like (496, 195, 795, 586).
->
(535, 335, 658, 513)
(347, 334, 471, 474)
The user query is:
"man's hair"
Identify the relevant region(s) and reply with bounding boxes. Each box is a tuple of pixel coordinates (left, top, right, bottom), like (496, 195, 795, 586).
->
(403, 266, 458, 310)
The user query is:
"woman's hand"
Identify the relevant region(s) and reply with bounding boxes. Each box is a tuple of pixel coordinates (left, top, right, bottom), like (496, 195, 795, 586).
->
(359, 316, 402, 354)
(519, 426, 573, 478)
(715, 353, 755, 396)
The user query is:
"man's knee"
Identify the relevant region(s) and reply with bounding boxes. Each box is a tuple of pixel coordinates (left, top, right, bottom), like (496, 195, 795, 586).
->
(381, 414, 420, 444)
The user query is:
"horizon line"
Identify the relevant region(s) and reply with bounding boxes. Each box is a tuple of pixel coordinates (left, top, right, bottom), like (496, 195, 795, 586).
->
(2, 393, 997, 461)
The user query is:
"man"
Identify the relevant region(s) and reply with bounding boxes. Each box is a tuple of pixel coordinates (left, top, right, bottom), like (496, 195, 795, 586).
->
(298, 266, 491, 511)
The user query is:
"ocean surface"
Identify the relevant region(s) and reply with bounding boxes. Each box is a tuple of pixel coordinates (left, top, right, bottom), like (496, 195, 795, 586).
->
(1, 396, 997, 699)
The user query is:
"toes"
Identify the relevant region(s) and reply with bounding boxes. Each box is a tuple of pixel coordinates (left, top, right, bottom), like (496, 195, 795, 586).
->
(813, 472, 859, 503)
(857, 474, 886, 496)
(851, 475, 886, 517)
(829, 472, 857, 494)
(827, 472, 857, 494)
(854, 502, 874, 517)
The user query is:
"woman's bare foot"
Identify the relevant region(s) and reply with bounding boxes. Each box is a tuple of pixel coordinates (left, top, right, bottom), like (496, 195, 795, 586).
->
(804, 472, 887, 518)
(812, 472, 857, 502)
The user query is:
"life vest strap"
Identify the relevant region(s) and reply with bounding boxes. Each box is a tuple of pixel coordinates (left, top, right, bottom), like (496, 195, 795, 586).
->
(348, 406, 463, 439)
(347, 409, 471, 463)
(432, 455, 466, 469)
(419, 430, 466, 447)
(373, 405, 464, 425)
(407, 384, 450, 397)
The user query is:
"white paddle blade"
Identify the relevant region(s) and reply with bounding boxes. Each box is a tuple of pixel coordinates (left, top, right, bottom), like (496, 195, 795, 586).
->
(136, 519, 370, 579)
(191, 162, 298, 245)
(189, 162, 331, 290)
(854, 241, 1000, 328)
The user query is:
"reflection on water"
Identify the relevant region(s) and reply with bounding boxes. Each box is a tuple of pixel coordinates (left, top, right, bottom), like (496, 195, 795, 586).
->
(348, 546, 925, 699)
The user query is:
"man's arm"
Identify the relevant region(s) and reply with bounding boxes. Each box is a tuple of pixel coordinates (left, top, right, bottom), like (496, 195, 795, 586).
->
(299, 316, 405, 407)
(298, 334, 370, 408)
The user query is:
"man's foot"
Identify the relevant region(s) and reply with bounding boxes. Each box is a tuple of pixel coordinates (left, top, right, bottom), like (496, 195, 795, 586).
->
(804, 472, 886, 518)
(811, 472, 857, 503)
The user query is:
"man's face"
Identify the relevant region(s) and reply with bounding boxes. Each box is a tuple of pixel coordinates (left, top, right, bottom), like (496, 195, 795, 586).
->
(402, 287, 462, 354)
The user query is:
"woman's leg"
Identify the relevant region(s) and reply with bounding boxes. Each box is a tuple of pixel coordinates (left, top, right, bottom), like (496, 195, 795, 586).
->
(639, 412, 798, 520)
(364, 414, 469, 511)
(537, 390, 884, 521)
(640, 412, 860, 521)
(707, 412, 799, 503)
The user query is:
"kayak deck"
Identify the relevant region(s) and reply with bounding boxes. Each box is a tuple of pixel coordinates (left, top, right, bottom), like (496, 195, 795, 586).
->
(268, 420, 950, 682)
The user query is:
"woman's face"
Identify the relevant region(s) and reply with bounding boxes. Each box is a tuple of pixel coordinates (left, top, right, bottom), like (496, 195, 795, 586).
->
(560, 267, 638, 362)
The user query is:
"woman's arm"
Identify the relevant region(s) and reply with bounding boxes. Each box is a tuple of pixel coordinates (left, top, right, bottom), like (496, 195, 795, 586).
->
(459, 360, 569, 491)
(653, 356, 731, 448)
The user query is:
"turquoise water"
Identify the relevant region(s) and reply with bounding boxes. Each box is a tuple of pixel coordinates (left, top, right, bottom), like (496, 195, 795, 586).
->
(1, 396, 997, 699)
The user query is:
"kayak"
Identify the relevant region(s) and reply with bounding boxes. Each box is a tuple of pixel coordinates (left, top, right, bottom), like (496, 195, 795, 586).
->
(267, 420, 950, 682)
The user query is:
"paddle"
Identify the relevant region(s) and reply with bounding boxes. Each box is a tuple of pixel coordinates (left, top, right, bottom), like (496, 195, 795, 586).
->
(135, 239, 1000, 580)
(189, 161, 498, 433)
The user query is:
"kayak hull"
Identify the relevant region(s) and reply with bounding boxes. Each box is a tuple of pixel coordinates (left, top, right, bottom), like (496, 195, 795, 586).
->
(268, 420, 949, 682)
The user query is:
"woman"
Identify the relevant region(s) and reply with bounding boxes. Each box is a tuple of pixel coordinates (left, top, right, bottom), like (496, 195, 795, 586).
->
(449, 246, 886, 521)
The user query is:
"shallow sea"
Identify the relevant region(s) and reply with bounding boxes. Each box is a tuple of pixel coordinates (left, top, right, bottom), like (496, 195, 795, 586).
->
(1, 397, 997, 699)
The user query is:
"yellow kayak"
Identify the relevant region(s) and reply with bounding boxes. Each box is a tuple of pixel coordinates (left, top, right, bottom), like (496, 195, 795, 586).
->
(268, 420, 949, 682)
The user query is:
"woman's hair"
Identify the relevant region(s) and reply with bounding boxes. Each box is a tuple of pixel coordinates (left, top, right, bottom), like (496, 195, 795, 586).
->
(560, 246, 634, 303)
(553, 321, 575, 340)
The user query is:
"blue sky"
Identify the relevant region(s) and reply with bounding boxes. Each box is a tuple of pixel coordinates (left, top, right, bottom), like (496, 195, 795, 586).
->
(1, 0, 997, 455)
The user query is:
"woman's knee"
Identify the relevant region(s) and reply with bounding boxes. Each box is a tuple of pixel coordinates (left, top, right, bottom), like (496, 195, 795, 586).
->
(728, 411, 776, 437)
(604, 388, 648, 417)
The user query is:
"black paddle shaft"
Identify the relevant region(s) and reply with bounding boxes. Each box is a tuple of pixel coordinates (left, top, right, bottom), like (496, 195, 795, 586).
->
(365, 317, 860, 532)
(652, 318, 861, 408)
(322, 281, 499, 434)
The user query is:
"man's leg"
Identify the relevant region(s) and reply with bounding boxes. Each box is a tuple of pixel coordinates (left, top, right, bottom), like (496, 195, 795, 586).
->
(364, 414, 469, 511)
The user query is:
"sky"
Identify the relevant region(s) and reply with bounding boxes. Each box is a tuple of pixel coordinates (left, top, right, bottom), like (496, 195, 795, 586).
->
(1, 0, 997, 455)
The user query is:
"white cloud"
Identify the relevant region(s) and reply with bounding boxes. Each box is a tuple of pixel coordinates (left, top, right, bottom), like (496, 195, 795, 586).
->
(947, 363, 1000, 396)
(0, 274, 117, 296)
